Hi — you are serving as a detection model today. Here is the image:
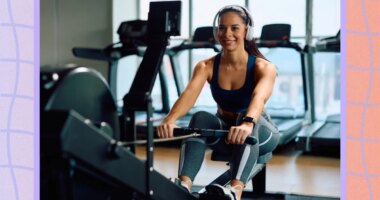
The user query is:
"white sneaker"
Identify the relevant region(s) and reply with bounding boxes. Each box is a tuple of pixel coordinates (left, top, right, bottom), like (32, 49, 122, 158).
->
(180, 181, 191, 193)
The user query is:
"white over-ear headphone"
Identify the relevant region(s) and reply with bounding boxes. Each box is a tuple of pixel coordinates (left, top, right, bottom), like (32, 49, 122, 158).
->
(213, 5, 254, 43)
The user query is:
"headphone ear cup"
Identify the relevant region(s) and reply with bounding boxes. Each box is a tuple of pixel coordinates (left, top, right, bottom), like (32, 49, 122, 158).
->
(212, 10, 220, 44)
(245, 26, 254, 41)
(213, 27, 219, 43)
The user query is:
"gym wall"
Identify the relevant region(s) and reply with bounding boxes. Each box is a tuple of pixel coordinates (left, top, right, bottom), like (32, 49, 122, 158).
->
(40, 0, 112, 78)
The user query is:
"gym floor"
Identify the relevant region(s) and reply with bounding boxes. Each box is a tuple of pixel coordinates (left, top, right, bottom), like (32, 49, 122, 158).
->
(136, 143, 340, 198)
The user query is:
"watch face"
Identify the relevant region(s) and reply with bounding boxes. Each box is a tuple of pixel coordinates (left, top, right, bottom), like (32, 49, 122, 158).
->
(242, 116, 256, 124)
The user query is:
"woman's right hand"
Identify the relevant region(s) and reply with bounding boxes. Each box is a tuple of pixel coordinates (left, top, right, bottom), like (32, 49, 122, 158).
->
(156, 122, 179, 138)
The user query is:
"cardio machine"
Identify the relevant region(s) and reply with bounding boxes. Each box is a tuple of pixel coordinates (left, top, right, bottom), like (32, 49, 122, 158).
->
(295, 31, 341, 156)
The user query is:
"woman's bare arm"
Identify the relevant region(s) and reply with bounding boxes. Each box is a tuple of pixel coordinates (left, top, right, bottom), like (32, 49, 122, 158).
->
(227, 58, 277, 144)
(245, 59, 277, 122)
(157, 60, 212, 138)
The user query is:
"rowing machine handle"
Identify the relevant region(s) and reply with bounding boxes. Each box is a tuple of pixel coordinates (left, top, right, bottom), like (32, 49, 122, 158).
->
(173, 128, 257, 145)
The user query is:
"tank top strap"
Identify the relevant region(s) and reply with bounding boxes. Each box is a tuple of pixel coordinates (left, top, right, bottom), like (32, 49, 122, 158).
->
(244, 55, 256, 87)
(211, 53, 222, 84)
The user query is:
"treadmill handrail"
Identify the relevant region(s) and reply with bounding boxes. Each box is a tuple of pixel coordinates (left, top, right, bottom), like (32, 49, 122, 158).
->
(314, 30, 340, 53)
(72, 46, 142, 62)
(168, 41, 220, 54)
(72, 47, 111, 61)
(257, 39, 303, 52)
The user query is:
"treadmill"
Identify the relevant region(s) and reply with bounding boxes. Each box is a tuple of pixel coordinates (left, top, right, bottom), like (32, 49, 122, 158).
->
(295, 31, 340, 156)
(257, 24, 307, 146)
(72, 20, 172, 114)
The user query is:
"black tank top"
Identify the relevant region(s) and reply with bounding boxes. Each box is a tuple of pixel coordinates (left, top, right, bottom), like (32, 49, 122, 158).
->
(210, 53, 256, 113)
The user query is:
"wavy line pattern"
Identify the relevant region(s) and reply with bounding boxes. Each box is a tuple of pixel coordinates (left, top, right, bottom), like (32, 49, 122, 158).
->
(346, 0, 380, 199)
(0, 0, 34, 199)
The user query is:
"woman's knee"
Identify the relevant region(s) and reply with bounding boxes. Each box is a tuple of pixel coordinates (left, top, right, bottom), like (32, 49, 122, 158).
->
(258, 127, 279, 155)
(189, 111, 221, 129)
(182, 136, 207, 146)
(256, 119, 280, 155)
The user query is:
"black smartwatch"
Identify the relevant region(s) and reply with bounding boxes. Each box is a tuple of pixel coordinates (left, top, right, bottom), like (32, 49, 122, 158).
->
(242, 116, 257, 126)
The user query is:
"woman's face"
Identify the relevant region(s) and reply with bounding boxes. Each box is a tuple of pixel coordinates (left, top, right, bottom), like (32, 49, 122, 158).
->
(217, 11, 247, 51)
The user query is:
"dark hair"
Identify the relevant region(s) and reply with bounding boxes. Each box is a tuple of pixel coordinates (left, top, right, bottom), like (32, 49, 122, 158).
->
(245, 39, 266, 60)
(218, 7, 267, 60)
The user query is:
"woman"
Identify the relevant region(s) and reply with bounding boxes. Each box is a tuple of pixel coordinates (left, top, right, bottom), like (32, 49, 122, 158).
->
(157, 5, 279, 200)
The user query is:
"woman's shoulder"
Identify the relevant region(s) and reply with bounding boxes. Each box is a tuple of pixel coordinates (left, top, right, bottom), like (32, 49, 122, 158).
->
(255, 57, 277, 75)
(195, 56, 216, 70)
(192, 56, 216, 81)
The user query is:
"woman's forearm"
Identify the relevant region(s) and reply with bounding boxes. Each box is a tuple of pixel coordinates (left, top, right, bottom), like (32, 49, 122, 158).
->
(245, 94, 266, 122)
(164, 90, 200, 123)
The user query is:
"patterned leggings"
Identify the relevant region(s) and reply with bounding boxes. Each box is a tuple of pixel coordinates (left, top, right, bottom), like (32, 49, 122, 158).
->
(178, 110, 279, 184)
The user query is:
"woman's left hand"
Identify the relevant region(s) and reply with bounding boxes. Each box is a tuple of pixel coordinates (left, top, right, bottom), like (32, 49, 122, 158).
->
(227, 123, 254, 145)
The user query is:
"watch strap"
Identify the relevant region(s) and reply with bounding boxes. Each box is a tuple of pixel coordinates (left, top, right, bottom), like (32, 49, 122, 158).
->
(242, 116, 257, 126)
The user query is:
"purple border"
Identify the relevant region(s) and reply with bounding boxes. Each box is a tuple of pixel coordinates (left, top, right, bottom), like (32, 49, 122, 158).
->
(340, 0, 346, 199)
(34, 0, 40, 199)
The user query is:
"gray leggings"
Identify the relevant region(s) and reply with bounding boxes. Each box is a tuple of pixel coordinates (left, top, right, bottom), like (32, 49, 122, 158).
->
(178, 110, 279, 184)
